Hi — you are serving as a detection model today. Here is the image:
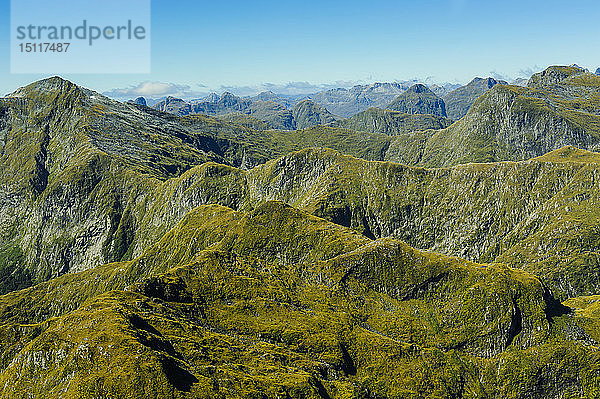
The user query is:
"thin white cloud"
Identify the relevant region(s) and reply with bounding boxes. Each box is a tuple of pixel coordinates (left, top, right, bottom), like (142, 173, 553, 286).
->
(104, 80, 363, 100)
(217, 80, 369, 97)
(489, 70, 511, 82)
(103, 81, 209, 100)
(518, 66, 543, 78)
(104, 77, 464, 101)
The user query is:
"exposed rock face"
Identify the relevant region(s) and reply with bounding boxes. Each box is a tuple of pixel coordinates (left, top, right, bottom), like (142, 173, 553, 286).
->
(404, 68, 600, 167)
(154, 95, 191, 115)
(291, 100, 338, 129)
(429, 82, 462, 97)
(527, 65, 585, 89)
(333, 107, 452, 135)
(0, 201, 595, 398)
(133, 96, 147, 106)
(307, 82, 416, 117)
(443, 77, 507, 120)
(154, 92, 337, 130)
(386, 84, 447, 117)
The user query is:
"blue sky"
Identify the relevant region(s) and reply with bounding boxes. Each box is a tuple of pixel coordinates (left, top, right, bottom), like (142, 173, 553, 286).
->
(1, 0, 600, 98)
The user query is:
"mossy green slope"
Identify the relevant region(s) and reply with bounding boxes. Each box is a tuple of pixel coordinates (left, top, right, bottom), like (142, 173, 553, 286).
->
(291, 100, 339, 129)
(91, 145, 591, 301)
(333, 107, 452, 136)
(8, 139, 592, 302)
(412, 67, 600, 167)
(239, 147, 600, 299)
(442, 77, 506, 120)
(0, 77, 393, 293)
(0, 201, 597, 398)
(3, 89, 600, 303)
(217, 112, 274, 130)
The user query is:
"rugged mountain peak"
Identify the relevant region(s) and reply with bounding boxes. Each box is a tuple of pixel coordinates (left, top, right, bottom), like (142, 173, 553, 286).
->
(132, 96, 147, 106)
(153, 96, 189, 113)
(484, 77, 499, 88)
(251, 91, 279, 102)
(12, 75, 74, 93)
(511, 77, 529, 87)
(527, 65, 586, 89)
(570, 63, 589, 72)
(387, 84, 447, 117)
(405, 83, 430, 94)
(443, 76, 506, 120)
(8, 76, 86, 105)
(291, 99, 338, 129)
(219, 92, 241, 107)
(220, 92, 237, 100)
(202, 92, 219, 103)
(466, 77, 506, 89)
(365, 81, 413, 93)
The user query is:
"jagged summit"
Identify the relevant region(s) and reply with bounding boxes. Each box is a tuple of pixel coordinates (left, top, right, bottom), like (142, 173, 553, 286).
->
(291, 99, 338, 129)
(204, 92, 220, 102)
(8, 76, 85, 100)
(386, 83, 447, 117)
(442, 76, 506, 120)
(472, 77, 501, 89)
(132, 96, 147, 106)
(405, 83, 430, 94)
(570, 63, 589, 72)
(256, 90, 277, 97)
(219, 91, 240, 106)
(527, 65, 586, 88)
(16, 75, 72, 89)
(307, 82, 413, 117)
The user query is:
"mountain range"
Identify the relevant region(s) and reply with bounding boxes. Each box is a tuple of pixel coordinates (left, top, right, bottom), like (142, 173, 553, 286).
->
(152, 93, 338, 131)
(2, 65, 600, 397)
(142, 77, 510, 134)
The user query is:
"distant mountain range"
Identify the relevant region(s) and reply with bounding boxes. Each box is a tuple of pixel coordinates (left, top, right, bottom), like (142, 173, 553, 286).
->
(136, 76, 517, 132)
(304, 82, 416, 117)
(152, 93, 338, 130)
